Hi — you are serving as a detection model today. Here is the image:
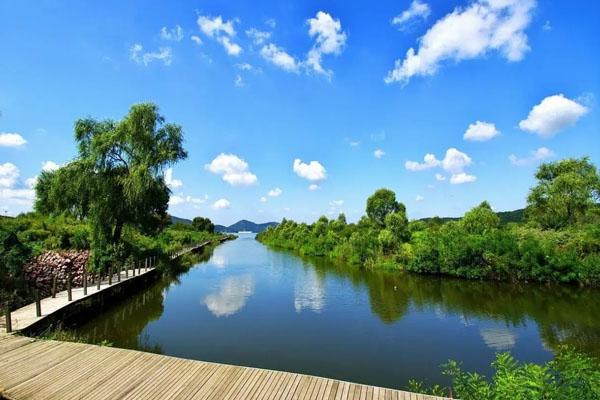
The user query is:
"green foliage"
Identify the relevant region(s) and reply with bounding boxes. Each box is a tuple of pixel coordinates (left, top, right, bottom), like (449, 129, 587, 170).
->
(192, 216, 215, 233)
(366, 188, 404, 226)
(527, 157, 600, 229)
(34, 103, 187, 271)
(410, 348, 600, 399)
(257, 159, 600, 285)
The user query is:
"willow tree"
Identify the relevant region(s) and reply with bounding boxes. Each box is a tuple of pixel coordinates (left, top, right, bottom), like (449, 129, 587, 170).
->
(35, 103, 187, 270)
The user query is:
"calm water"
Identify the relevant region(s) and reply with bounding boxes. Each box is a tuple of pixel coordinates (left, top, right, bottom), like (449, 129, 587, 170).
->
(67, 234, 600, 390)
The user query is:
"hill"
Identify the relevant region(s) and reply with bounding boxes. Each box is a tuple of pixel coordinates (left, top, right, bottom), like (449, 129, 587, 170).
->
(170, 215, 192, 225)
(215, 220, 278, 233)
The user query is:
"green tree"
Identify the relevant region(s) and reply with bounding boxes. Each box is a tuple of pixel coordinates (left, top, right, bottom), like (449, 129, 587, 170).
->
(366, 188, 404, 226)
(385, 210, 410, 242)
(192, 217, 215, 233)
(35, 103, 187, 271)
(461, 201, 500, 234)
(526, 157, 600, 229)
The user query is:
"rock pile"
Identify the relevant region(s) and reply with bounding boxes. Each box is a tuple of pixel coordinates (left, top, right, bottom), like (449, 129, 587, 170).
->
(24, 250, 91, 297)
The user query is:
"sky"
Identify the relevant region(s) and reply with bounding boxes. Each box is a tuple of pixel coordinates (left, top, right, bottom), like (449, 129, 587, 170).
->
(1, 0, 599, 225)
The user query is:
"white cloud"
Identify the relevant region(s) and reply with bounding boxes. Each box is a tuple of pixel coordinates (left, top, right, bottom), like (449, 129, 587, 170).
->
(385, 0, 536, 84)
(260, 44, 300, 72)
(205, 153, 258, 186)
(42, 160, 60, 172)
(0, 188, 35, 206)
(329, 200, 344, 207)
(160, 25, 183, 42)
(203, 275, 254, 317)
(374, 149, 385, 159)
(0, 132, 27, 147)
(234, 74, 244, 87)
(212, 198, 231, 210)
(268, 187, 282, 197)
(169, 195, 185, 206)
(542, 20, 551, 31)
(197, 15, 242, 56)
(236, 63, 254, 71)
(293, 159, 327, 182)
(450, 172, 477, 184)
(260, 196, 267, 203)
(306, 11, 347, 77)
(348, 139, 360, 147)
(246, 28, 271, 45)
(464, 121, 500, 142)
(405, 153, 441, 171)
(186, 195, 207, 204)
(518, 94, 588, 137)
(266, 18, 276, 29)
(190, 35, 202, 45)
(435, 173, 446, 181)
(164, 168, 183, 189)
(415, 195, 425, 202)
(0, 162, 19, 188)
(392, 0, 431, 28)
(309, 184, 319, 191)
(509, 147, 554, 166)
(130, 43, 172, 66)
(25, 176, 37, 189)
(442, 148, 472, 174)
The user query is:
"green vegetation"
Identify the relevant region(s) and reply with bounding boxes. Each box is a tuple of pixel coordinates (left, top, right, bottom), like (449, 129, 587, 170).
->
(0, 103, 225, 307)
(257, 157, 600, 285)
(408, 347, 600, 399)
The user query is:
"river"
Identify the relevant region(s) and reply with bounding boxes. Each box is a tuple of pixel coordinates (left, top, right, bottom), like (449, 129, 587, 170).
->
(65, 233, 600, 390)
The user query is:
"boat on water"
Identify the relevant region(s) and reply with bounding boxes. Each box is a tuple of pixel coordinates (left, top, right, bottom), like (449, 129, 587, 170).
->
(237, 230, 253, 234)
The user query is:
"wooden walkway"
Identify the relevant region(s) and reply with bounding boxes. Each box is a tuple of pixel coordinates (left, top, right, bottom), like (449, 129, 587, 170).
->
(0, 265, 156, 334)
(0, 335, 449, 400)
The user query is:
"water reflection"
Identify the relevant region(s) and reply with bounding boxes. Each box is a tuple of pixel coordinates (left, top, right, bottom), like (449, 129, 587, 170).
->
(294, 266, 326, 313)
(203, 275, 255, 317)
(480, 327, 517, 351)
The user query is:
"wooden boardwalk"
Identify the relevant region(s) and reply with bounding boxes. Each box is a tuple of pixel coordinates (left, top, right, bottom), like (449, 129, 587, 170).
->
(0, 266, 156, 334)
(0, 335, 449, 400)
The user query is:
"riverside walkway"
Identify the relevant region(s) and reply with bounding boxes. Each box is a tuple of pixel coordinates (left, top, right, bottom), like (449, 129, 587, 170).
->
(0, 335, 448, 400)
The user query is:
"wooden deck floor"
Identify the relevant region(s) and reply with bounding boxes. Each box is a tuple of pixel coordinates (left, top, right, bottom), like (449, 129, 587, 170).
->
(0, 266, 155, 334)
(0, 335, 449, 400)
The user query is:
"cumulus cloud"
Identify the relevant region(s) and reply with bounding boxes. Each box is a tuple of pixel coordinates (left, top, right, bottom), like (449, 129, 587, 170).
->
(509, 147, 554, 166)
(0, 132, 27, 147)
(160, 25, 183, 41)
(205, 153, 258, 186)
(407, 148, 475, 184)
(308, 184, 319, 191)
(306, 11, 347, 77)
(197, 15, 242, 56)
(392, 0, 431, 29)
(450, 172, 477, 184)
(329, 200, 344, 207)
(518, 94, 589, 137)
(164, 168, 183, 189)
(260, 196, 267, 203)
(246, 28, 271, 45)
(293, 159, 327, 182)
(234, 75, 244, 87)
(212, 198, 231, 210)
(374, 149, 385, 159)
(405, 153, 441, 171)
(442, 148, 472, 174)
(464, 121, 500, 142)
(415, 195, 425, 202)
(260, 44, 300, 72)
(130, 43, 172, 66)
(0, 162, 19, 188)
(168, 195, 185, 206)
(386, 0, 536, 84)
(42, 160, 60, 172)
(268, 187, 282, 197)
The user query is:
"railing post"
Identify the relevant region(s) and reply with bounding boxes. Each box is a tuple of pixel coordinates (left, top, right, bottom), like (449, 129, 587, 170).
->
(138, 260, 141, 275)
(67, 267, 72, 301)
(97, 272, 101, 290)
(125, 263, 129, 278)
(117, 264, 121, 282)
(108, 265, 113, 286)
(35, 289, 41, 317)
(132, 262, 136, 277)
(51, 274, 57, 298)
(83, 269, 88, 295)
(4, 303, 11, 333)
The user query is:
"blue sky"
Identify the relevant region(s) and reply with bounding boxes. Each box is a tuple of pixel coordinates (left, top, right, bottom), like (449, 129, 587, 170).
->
(1, 0, 599, 225)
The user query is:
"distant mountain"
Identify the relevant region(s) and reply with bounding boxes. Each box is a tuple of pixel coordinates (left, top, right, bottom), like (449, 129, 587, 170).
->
(170, 215, 192, 225)
(215, 220, 278, 233)
(418, 208, 525, 225)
